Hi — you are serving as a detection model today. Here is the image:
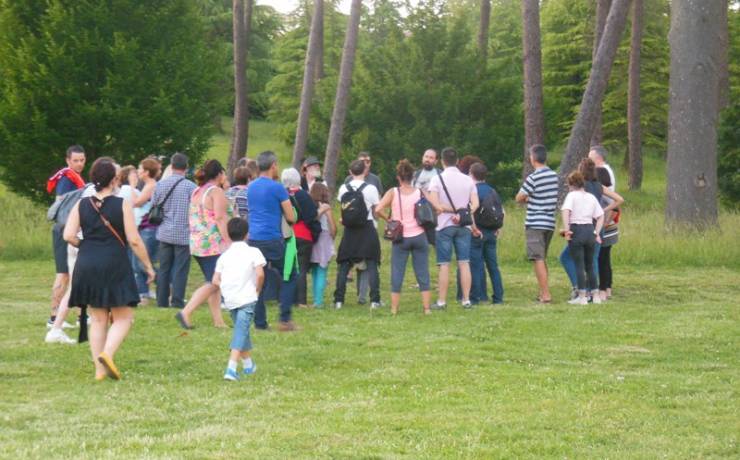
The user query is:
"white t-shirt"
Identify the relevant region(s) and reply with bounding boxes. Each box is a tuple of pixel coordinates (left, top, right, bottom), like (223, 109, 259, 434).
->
(337, 179, 380, 224)
(562, 190, 604, 225)
(215, 242, 266, 309)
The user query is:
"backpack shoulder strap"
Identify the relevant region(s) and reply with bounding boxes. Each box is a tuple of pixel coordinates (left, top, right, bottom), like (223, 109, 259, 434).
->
(357, 183, 368, 193)
(345, 183, 355, 193)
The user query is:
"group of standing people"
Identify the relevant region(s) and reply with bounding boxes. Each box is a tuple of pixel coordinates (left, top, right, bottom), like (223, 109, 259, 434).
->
(43, 140, 623, 381)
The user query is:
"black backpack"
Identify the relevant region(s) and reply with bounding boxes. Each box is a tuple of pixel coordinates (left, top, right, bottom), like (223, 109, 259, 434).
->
(475, 185, 504, 230)
(340, 183, 369, 228)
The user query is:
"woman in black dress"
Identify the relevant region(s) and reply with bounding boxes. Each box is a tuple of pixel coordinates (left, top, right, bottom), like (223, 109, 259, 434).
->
(64, 158, 155, 381)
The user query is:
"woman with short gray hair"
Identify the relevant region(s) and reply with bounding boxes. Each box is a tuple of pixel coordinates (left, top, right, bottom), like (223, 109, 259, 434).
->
(282, 168, 320, 309)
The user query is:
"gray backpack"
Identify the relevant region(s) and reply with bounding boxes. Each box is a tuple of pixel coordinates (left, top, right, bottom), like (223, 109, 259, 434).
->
(47, 186, 87, 225)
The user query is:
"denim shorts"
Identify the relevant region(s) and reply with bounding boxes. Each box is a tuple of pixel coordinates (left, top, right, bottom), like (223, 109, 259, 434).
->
(195, 255, 219, 283)
(435, 226, 472, 265)
(229, 302, 256, 351)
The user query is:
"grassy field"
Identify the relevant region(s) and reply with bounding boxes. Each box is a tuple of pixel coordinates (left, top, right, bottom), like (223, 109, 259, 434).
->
(0, 121, 738, 458)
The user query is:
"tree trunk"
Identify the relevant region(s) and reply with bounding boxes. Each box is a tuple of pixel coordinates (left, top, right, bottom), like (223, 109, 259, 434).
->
(627, 0, 643, 190)
(521, 0, 545, 179)
(323, 0, 362, 191)
(227, 0, 252, 175)
(292, 0, 324, 168)
(559, 0, 630, 183)
(478, 0, 491, 63)
(665, 0, 722, 230)
(590, 0, 612, 147)
(314, 0, 325, 81)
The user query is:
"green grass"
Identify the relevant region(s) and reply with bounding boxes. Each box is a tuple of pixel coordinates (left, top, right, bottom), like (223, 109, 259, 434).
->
(1, 121, 738, 457)
(1, 261, 738, 458)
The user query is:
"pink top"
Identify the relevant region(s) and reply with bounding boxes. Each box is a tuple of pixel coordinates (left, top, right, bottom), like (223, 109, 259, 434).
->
(391, 187, 425, 238)
(428, 167, 478, 230)
(189, 185, 232, 257)
(562, 190, 604, 225)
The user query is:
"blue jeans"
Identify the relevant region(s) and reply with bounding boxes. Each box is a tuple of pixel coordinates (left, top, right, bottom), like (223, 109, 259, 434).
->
(248, 238, 295, 328)
(470, 228, 504, 304)
(390, 233, 430, 293)
(229, 302, 255, 351)
(435, 226, 472, 264)
(133, 227, 158, 295)
(156, 242, 191, 308)
(560, 242, 601, 289)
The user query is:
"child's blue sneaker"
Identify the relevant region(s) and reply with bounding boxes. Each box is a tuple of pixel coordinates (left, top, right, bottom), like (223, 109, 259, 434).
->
(242, 362, 257, 376)
(223, 368, 240, 381)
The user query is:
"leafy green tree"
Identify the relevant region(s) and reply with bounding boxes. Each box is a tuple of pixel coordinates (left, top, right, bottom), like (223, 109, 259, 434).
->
(718, 6, 740, 209)
(0, 0, 222, 203)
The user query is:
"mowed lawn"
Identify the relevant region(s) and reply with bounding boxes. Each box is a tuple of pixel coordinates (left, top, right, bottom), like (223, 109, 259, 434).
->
(1, 255, 738, 458)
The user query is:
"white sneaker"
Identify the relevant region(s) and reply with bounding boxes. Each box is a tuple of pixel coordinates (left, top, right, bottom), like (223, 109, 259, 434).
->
(47, 320, 75, 329)
(335, 302, 343, 310)
(45, 328, 76, 344)
(370, 302, 381, 309)
(568, 297, 588, 305)
(591, 291, 602, 304)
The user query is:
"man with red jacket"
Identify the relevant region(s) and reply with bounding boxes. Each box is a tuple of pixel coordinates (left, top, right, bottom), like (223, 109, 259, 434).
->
(46, 145, 86, 329)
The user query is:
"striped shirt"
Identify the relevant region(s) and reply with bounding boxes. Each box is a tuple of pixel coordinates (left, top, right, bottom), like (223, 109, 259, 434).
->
(519, 167, 559, 230)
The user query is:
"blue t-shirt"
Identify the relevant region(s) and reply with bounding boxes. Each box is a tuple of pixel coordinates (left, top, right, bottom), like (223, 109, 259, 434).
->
(56, 176, 77, 196)
(246, 177, 289, 241)
(476, 182, 494, 202)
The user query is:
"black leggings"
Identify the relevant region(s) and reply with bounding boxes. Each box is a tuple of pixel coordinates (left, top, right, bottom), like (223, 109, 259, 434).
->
(598, 245, 613, 291)
(568, 224, 597, 291)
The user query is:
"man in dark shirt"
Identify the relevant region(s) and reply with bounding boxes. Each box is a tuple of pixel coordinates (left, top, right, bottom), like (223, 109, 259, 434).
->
(47, 145, 86, 328)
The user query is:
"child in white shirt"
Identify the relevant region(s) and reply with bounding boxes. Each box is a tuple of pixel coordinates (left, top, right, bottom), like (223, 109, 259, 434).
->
(213, 218, 266, 381)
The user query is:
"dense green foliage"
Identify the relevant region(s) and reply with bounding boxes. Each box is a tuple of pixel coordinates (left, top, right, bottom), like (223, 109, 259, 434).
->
(0, 0, 222, 203)
(718, 8, 740, 208)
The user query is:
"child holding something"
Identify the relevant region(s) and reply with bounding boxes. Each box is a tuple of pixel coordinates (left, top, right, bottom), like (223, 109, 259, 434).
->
(213, 218, 266, 381)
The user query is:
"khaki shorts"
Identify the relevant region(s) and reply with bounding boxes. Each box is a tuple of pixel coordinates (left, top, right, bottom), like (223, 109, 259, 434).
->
(526, 228, 553, 261)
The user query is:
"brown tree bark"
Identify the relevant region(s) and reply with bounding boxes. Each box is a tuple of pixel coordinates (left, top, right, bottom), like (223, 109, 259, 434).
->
(559, 0, 630, 183)
(478, 0, 491, 63)
(323, 0, 362, 191)
(314, 0, 325, 81)
(292, 0, 324, 168)
(627, 0, 643, 190)
(665, 0, 723, 230)
(293, 0, 323, 169)
(521, 0, 545, 179)
(227, 0, 253, 175)
(590, 0, 612, 147)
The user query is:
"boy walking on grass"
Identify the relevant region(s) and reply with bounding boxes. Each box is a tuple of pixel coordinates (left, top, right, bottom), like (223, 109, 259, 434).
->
(213, 218, 266, 381)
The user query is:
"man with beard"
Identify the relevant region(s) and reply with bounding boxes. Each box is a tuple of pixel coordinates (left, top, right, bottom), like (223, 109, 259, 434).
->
(413, 149, 440, 193)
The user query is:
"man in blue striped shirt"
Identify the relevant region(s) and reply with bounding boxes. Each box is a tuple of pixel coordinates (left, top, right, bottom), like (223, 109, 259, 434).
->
(516, 145, 559, 303)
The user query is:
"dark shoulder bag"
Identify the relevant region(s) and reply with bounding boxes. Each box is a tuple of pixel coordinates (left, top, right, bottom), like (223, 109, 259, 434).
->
(383, 188, 404, 243)
(148, 177, 185, 225)
(437, 172, 473, 227)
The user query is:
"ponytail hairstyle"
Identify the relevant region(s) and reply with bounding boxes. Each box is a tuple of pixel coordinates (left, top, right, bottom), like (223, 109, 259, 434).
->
(194, 159, 225, 186)
(578, 158, 597, 182)
(396, 159, 415, 183)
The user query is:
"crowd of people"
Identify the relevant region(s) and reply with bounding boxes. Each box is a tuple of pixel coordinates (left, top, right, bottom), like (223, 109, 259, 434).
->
(43, 143, 624, 381)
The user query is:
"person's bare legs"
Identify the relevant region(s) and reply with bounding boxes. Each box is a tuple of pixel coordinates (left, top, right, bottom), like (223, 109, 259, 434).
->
(180, 284, 221, 326)
(533, 260, 551, 301)
(458, 261, 472, 302)
(390, 292, 401, 315)
(421, 290, 431, 314)
(52, 290, 72, 330)
(208, 290, 227, 327)
(50, 273, 69, 319)
(437, 263, 450, 305)
(103, 307, 134, 360)
(89, 308, 109, 378)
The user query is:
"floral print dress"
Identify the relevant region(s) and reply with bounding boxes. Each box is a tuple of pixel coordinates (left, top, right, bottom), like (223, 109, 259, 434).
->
(189, 185, 233, 257)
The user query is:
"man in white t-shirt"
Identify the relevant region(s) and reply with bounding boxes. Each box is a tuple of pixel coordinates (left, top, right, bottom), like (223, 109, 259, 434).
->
(213, 218, 266, 381)
(334, 159, 382, 309)
(588, 145, 615, 191)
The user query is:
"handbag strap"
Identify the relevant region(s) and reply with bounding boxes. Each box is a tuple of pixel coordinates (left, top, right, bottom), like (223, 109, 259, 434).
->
(437, 170, 457, 210)
(88, 197, 126, 248)
(155, 176, 185, 208)
(396, 187, 403, 220)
